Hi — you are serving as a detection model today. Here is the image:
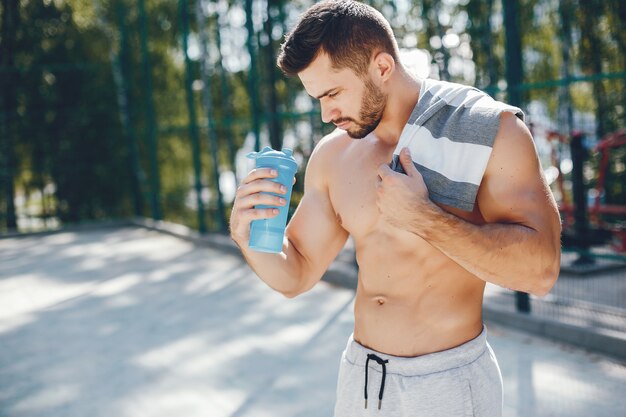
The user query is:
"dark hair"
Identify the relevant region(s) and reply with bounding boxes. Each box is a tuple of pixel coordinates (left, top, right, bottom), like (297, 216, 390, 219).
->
(277, 0, 399, 77)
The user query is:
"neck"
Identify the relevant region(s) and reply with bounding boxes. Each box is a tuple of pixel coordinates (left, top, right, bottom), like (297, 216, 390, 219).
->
(373, 67, 421, 145)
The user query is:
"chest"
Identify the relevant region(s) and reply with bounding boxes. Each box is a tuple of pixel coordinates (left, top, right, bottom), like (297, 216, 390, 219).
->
(328, 141, 485, 238)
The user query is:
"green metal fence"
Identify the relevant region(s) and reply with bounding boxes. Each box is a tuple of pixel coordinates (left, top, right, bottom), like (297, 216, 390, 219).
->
(2, 0, 623, 235)
(1, 0, 625, 354)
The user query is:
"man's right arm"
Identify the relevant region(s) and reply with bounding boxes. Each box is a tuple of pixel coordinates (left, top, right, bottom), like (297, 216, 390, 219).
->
(230, 135, 349, 297)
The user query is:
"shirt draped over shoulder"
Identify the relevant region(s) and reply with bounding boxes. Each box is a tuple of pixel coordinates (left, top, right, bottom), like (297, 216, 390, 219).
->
(390, 78, 524, 212)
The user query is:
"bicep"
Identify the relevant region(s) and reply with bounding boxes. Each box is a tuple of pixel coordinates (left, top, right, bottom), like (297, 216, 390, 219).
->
(285, 143, 349, 290)
(286, 188, 349, 279)
(477, 113, 560, 235)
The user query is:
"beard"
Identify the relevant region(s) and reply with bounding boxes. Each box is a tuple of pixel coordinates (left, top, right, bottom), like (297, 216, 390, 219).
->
(335, 78, 386, 139)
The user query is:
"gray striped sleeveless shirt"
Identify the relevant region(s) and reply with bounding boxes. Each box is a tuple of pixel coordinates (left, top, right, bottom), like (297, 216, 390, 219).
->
(390, 78, 524, 212)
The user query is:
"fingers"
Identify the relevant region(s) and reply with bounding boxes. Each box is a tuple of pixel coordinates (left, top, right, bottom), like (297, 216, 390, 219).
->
(242, 206, 281, 221)
(229, 205, 279, 244)
(231, 169, 288, 231)
(234, 199, 282, 230)
(242, 167, 278, 184)
(237, 178, 287, 199)
(377, 148, 418, 184)
(234, 178, 287, 220)
(239, 192, 287, 210)
(230, 186, 284, 244)
(377, 163, 393, 180)
(399, 148, 416, 176)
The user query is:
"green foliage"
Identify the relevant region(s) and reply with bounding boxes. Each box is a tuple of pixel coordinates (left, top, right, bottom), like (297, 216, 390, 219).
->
(3, 0, 133, 224)
(1, 0, 624, 234)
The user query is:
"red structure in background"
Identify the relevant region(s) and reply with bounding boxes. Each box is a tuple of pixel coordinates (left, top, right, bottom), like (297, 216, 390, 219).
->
(593, 130, 626, 252)
(547, 129, 626, 253)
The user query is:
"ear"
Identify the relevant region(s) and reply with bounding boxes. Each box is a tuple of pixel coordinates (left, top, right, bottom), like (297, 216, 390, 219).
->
(371, 52, 395, 83)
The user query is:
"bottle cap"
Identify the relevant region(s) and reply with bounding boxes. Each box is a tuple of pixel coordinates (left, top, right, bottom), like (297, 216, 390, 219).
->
(246, 147, 298, 171)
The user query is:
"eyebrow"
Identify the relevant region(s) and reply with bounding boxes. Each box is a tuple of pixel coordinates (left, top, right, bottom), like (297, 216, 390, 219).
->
(315, 87, 338, 100)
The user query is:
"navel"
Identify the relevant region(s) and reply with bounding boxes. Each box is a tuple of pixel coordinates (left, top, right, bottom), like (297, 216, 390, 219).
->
(336, 212, 343, 225)
(373, 296, 386, 306)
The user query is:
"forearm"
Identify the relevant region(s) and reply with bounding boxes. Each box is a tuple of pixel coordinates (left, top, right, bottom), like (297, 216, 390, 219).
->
(234, 236, 307, 298)
(413, 203, 558, 295)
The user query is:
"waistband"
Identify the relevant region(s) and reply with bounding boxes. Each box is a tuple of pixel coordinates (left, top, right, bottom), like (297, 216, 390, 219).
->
(344, 325, 488, 377)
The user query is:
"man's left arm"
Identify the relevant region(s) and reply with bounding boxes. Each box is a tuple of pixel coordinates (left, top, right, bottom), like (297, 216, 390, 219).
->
(377, 113, 562, 296)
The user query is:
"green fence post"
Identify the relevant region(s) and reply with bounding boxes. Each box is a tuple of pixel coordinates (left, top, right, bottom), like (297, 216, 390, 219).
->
(214, 9, 237, 174)
(195, 0, 227, 232)
(264, 0, 282, 150)
(485, 0, 497, 95)
(114, 0, 143, 218)
(570, 132, 595, 265)
(503, 0, 523, 108)
(503, 0, 530, 314)
(137, 0, 162, 220)
(180, 0, 207, 233)
(0, 109, 18, 232)
(245, 0, 261, 152)
(558, 0, 575, 137)
(435, 2, 450, 82)
(0, 0, 19, 231)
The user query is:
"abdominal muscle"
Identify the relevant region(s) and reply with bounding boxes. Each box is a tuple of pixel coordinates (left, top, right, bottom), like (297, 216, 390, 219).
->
(326, 132, 487, 357)
(351, 232, 485, 357)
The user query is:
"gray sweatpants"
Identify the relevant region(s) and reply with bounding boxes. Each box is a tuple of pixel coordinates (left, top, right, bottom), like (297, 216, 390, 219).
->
(333, 326, 503, 417)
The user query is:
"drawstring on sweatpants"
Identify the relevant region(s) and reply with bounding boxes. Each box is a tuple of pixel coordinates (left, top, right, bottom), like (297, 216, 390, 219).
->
(364, 353, 389, 410)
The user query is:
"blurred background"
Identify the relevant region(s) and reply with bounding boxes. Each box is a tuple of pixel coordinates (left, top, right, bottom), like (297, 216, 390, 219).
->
(0, 0, 624, 236)
(2, 0, 625, 327)
(1, 1, 625, 416)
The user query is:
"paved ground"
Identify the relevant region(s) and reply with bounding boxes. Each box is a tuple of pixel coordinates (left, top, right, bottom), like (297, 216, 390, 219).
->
(1, 227, 625, 417)
(483, 250, 626, 334)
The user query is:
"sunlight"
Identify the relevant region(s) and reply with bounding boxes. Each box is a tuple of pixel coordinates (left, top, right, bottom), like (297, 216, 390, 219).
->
(0, 274, 93, 320)
(92, 273, 142, 297)
(11, 384, 79, 413)
(133, 336, 208, 370)
(531, 361, 604, 402)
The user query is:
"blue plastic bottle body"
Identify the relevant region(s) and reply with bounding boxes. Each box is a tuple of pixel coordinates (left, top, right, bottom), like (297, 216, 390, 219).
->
(248, 152, 298, 253)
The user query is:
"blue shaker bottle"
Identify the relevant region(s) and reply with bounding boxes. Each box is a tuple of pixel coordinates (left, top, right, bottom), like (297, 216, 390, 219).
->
(246, 147, 299, 253)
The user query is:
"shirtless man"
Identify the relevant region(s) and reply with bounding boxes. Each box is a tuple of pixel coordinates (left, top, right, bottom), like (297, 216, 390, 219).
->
(229, 1, 561, 416)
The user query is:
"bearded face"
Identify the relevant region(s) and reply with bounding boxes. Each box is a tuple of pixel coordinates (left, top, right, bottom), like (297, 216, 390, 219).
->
(334, 77, 387, 139)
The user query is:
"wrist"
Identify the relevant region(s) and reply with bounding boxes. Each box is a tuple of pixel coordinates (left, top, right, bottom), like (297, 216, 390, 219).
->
(230, 232, 247, 249)
(412, 201, 446, 239)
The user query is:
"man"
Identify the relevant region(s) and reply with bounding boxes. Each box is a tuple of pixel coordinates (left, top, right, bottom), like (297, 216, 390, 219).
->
(229, 1, 562, 416)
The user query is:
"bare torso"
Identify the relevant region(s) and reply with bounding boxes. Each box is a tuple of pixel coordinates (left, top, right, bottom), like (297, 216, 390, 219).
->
(327, 132, 485, 357)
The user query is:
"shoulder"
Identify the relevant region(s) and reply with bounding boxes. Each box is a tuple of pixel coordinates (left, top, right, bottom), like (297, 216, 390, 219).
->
(488, 112, 534, 170)
(478, 112, 544, 222)
(308, 128, 351, 169)
(423, 78, 479, 100)
(426, 78, 524, 119)
(483, 112, 536, 185)
(313, 128, 351, 155)
(305, 128, 351, 188)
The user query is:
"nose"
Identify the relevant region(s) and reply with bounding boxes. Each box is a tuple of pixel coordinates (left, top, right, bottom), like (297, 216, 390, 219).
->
(320, 101, 338, 124)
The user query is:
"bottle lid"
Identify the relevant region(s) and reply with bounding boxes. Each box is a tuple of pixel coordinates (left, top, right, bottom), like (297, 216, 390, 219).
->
(247, 147, 298, 169)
